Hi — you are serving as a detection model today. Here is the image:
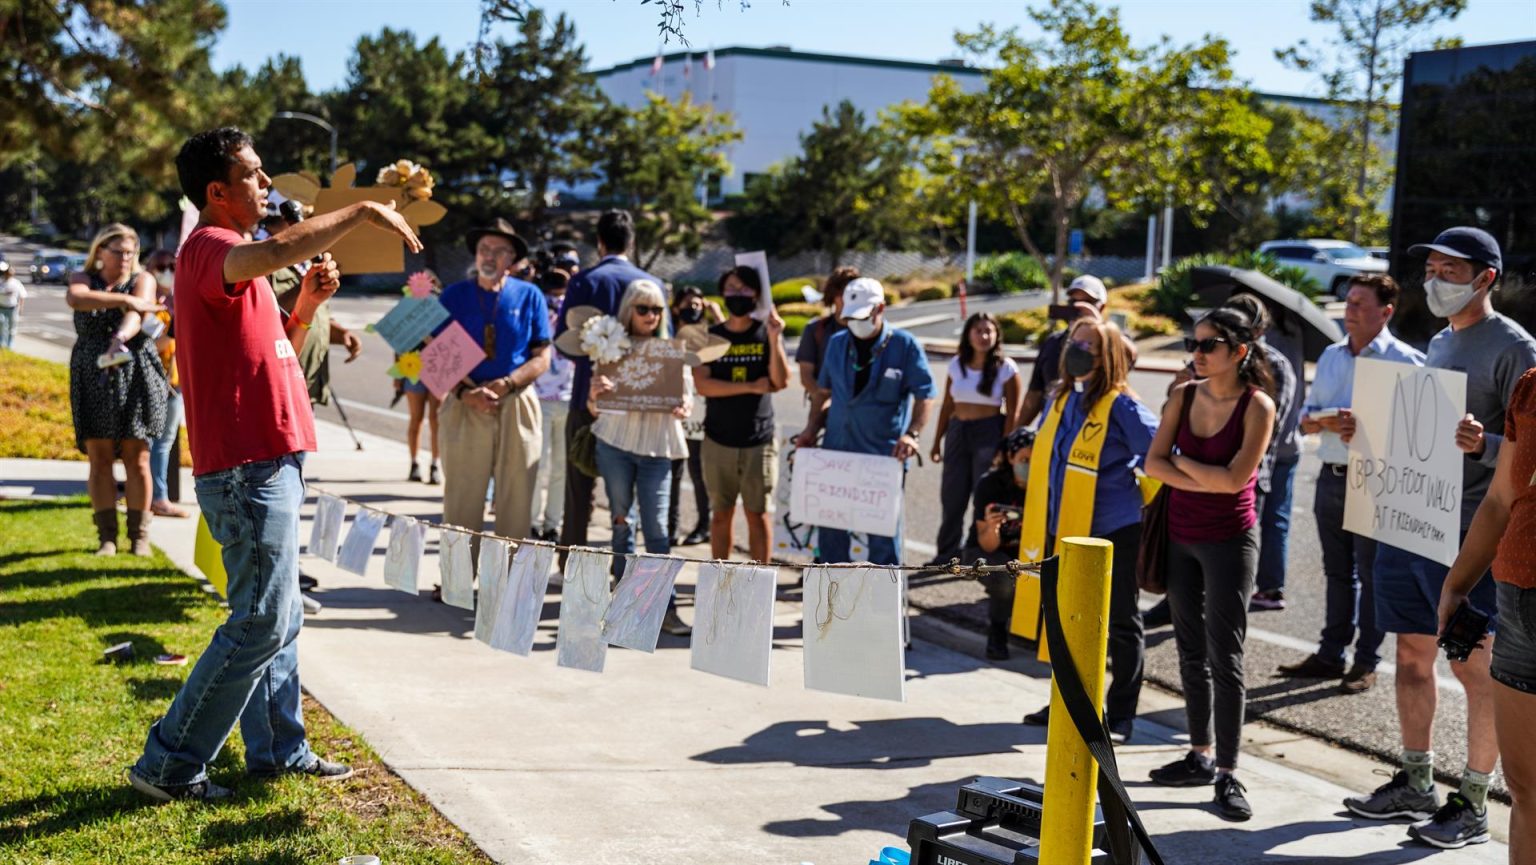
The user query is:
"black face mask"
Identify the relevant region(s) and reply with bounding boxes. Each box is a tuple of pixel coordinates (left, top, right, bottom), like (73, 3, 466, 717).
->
(677, 305, 705, 324)
(1064, 344, 1096, 379)
(724, 295, 757, 318)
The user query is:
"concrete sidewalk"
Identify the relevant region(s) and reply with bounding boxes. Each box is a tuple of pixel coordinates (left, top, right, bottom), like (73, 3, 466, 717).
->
(1, 410, 1510, 865)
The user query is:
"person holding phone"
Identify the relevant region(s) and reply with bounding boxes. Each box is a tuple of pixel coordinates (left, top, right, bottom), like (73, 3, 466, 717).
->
(962, 426, 1034, 660)
(1017, 317, 1159, 741)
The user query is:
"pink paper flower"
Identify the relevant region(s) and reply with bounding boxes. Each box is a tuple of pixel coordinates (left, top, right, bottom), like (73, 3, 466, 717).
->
(406, 271, 436, 298)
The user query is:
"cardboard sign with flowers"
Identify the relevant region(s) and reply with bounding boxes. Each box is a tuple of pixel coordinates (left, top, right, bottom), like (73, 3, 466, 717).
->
(554, 306, 732, 413)
(271, 160, 446, 274)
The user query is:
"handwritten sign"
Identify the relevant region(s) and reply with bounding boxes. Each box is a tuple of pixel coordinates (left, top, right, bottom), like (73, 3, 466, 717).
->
(789, 447, 904, 538)
(1344, 358, 1467, 565)
(733, 251, 773, 320)
(372, 295, 449, 353)
(594, 337, 687, 412)
(419, 321, 484, 399)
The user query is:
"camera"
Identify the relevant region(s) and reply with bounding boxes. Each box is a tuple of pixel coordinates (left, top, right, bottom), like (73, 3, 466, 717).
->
(1438, 600, 1491, 662)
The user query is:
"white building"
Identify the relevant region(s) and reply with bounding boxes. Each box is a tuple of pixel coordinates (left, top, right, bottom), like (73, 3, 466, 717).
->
(591, 45, 985, 198)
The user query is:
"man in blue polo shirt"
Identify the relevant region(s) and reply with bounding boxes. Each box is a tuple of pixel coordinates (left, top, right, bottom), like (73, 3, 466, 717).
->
(437, 218, 551, 544)
(795, 277, 936, 565)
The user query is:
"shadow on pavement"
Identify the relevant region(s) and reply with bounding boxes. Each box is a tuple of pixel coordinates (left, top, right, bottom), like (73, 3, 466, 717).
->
(762, 774, 1001, 839)
(1149, 817, 1444, 864)
(692, 718, 1045, 769)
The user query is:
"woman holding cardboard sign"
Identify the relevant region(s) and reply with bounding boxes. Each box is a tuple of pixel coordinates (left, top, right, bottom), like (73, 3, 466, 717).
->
(1015, 318, 1158, 736)
(1144, 307, 1275, 822)
(586, 278, 695, 636)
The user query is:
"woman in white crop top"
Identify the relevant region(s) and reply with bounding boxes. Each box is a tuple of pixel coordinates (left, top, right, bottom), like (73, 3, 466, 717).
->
(927, 313, 1022, 562)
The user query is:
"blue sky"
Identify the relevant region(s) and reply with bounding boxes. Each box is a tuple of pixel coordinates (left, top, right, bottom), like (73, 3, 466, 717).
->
(213, 0, 1535, 97)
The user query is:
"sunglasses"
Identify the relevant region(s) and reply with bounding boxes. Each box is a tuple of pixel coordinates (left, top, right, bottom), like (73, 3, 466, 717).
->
(633, 305, 665, 316)
(1183, 336, 1231, 354)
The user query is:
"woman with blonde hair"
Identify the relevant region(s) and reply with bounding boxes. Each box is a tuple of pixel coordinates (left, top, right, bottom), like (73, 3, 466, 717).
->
(588, 278, 693, 635)
(66, 223, 167, 555)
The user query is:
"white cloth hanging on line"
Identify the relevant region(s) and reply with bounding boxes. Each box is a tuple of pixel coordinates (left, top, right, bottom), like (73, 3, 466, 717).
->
(474, 537, 512, 645)
(383, 516, 426, 594)
(691, 562, 777, 686)
(336, 507, 387, 576)
(801, 565, 906, 702)
(308, 493, 347, 562)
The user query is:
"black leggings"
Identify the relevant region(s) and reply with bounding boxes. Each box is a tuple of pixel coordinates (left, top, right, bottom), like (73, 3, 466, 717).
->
(1166, 525, 1259, 770)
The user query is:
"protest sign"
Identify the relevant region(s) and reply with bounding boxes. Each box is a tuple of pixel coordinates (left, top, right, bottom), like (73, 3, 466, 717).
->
(371, 296, 449, 353)
(773, 433, 869, 559)
(594, 337, 687, 412)
(789, 447, 904, 537)
(1343, 358, 1467, 566)
(270, 163, 445, 274)
(419, 321, 485, 399)
(733, 250, 773, 320)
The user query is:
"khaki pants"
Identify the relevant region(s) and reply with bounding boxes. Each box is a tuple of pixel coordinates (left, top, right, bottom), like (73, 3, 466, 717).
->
(441, 387, 542, 543)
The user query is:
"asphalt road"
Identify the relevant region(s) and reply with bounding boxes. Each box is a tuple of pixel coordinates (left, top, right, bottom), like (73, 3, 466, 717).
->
(4, 233, 1486, 791)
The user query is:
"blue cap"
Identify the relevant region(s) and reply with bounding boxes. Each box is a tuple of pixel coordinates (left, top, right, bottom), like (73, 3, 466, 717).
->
(1408, 226, 1502, 273)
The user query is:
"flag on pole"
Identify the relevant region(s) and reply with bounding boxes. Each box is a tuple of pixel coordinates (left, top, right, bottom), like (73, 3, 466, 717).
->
(704, 48, 716, 71)
(650, 51, 663, 77)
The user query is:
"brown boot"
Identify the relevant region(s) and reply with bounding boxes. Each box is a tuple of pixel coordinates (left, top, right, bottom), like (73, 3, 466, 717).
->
(125, 510, 152, 557)
(93, 509, 119, 556)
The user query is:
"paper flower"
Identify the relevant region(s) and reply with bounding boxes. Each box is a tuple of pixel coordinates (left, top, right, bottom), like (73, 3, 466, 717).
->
(406, 271, 436, 298)
(389, 351, 423, 383)
(375, 159, 434, 201)
(579, 315, 630, 364)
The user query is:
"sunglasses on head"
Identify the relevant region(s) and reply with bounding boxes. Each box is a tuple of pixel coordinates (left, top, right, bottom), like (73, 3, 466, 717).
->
(1183, 336, 1231, 354)
(633, 304, 665, 316)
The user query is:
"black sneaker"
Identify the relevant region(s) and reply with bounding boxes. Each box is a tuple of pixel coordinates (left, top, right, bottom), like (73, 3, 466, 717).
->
(249, 757, 353, 782)
(1149, 751, 1217, 787)
(1022, 704, 1050, 726)
(1408, 793, 1490, 849)
(1142, 600, 1172, 629)
(298, 573, 319, 591)
(1107, 718, 1134, 745)
(1214, 774, 1253, 821)
(127, 768, 233, 802)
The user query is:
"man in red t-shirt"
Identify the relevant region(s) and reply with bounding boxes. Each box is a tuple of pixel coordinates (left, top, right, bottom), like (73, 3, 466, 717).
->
(130, 127, 420, 802)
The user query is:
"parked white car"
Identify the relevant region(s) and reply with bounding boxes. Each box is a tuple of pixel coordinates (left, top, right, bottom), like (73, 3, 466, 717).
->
(1257, 239, 1389, 298)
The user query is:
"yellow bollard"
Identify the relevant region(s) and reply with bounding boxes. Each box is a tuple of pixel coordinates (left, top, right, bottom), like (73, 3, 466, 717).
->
(1038, 537, 1113, 865)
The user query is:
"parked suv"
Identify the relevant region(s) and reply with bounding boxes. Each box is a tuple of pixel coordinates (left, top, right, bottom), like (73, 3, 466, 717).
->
(1257, 239, 1388, 298)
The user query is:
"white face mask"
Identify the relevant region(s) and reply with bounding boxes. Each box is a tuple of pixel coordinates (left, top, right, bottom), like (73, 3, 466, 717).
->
(155, 270, 174, 291)
(1424, 274, 1482, 318)
(846, 317, 879, 340)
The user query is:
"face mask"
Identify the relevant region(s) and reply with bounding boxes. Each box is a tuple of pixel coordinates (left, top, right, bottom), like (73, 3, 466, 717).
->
(1012, 461, 1030, 483)
(1424, 275, 1482, 318)
(724, 295, 757, 318)
(1064, 344, 1096, 379)
(678, 305, 705, 324)
(847, 318, 879, 340)
(155, 270, 174, 290)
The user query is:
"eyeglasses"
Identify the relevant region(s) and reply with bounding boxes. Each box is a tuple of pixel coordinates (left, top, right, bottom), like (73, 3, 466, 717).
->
(633, 305, 665, 316)
(103, 246, 137, 258)
(1183, 336, 1231, 354)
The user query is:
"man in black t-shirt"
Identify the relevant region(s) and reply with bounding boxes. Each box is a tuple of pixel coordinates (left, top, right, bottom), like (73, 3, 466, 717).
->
(695, 266, 790, 562)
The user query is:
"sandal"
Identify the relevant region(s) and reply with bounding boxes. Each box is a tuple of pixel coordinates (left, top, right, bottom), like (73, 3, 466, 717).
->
(150, 501, 191, 519)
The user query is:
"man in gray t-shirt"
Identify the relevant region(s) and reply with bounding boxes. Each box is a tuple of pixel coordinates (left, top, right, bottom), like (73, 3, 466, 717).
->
(1345, 226, 1536, 848)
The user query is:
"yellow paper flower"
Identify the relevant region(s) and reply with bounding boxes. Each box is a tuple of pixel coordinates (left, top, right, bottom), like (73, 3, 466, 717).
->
(396, 351, 422, 382)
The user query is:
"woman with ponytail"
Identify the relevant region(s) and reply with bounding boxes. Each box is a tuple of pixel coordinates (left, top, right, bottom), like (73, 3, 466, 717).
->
(1144, 306, 1275, 822)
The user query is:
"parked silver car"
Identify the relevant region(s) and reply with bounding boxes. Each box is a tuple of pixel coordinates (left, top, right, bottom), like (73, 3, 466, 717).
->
(1257, 239, 1388, 298)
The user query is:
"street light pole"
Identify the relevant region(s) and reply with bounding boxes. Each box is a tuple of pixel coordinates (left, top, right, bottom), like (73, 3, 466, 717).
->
(273, 111, 338, 176)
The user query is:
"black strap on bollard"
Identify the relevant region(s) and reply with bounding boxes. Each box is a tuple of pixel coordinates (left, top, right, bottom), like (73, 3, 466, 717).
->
(1040, 555, 1166, 865)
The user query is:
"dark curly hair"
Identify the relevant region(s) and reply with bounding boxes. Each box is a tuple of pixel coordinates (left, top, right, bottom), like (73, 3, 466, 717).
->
(1197, 306, 1275, 397)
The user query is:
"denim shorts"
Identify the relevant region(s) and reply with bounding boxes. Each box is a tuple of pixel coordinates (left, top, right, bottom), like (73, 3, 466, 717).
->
(1493, 581, 1536, 694)
(1373, 541, 1496, 636)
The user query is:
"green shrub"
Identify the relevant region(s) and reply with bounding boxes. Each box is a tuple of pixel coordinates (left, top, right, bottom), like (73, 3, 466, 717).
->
(771, 276, 819, 305)
(976, 252, 1049, 294)
(914, 285, 951, 302)
(1151, 251, 1325, 319)
(781, 314, 811, 337)
(776, 302, 823, 318)
(998, 309, 1054, 345)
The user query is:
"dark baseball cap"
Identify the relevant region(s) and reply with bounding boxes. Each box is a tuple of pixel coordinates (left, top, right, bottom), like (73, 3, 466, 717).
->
(1408, 226, 1502, 273)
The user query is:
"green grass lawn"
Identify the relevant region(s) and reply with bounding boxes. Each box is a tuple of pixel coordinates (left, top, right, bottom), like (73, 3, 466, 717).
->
(0, 498, 491, 863)
(0, 350, 81, 461)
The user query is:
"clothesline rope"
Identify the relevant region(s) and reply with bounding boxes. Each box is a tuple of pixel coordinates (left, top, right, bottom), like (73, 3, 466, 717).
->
(305, 485, 1043, 580)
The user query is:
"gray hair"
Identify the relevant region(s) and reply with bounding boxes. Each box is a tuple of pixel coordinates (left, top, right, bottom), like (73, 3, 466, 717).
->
(617, 279, 670, 337)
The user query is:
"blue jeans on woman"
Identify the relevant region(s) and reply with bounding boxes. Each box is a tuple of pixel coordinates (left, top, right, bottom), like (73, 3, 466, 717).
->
(133, 452, 314, 785)
(149, 388, 183, 502)
(595, 438, 673, 578)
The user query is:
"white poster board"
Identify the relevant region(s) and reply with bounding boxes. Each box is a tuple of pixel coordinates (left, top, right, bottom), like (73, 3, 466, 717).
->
(1343, 358, 1467, 566)
(733, 250, 773, 320)
(802, 566, 906, 702)
(604, 555, 684, 653)
(691, 562, 778, 686)
(438, 529, 476, 610)
(774, 432, 870, 560)
(789, 447, 904, 537)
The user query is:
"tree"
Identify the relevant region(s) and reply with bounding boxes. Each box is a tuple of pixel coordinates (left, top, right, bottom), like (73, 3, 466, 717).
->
(477, 9, 613, 226)
(727, 101, 927, 266)
(902, 0, 1274, 302)
(1276, 0, 1466, 243)
(248, 56, 334, 182)
(595, 93, 739, 270)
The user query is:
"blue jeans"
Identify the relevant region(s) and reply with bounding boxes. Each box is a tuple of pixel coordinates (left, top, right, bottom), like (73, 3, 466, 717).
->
(817, 528, 903, 567)
(133, 452, 313, 784)
(595, 439, 673, 578)
(0, 305, 15, 349)
(1314, 468, 1383, 669)
(149, 389, 182, 502)
(1256, 454, 1298, 593)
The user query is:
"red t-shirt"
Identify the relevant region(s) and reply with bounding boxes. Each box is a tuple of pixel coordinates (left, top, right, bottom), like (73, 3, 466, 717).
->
(1495, 368, 1536, 588)
(175, 225, 316, 476)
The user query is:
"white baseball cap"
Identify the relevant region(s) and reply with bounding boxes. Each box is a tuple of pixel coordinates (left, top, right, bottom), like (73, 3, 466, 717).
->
(841, 277, 885, 320)
(1067, 274, 1107, 305)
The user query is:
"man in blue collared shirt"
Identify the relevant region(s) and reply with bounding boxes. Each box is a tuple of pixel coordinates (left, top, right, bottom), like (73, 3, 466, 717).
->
(1277, 274, 1423, 692)
(795, 278, 937, 565)
(552, 210, 662, 555)
(436, 219, 551, 547)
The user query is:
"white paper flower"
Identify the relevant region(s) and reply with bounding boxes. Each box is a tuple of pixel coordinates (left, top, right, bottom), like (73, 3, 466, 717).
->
(579, 315, 630, 364)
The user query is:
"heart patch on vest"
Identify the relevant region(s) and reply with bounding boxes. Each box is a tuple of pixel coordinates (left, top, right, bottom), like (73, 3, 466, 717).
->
(1082, 419, 1105, 442)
